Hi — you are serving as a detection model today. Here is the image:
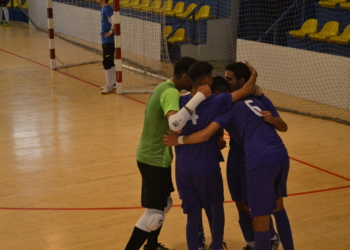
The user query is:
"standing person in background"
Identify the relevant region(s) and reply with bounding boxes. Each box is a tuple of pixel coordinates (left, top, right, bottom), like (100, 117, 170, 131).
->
(97, 0, 116, 94)
(0, 0, 10, 26)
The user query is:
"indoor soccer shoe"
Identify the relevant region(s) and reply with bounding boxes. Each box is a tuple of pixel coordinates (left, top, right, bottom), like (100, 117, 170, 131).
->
(100, 83, 116, 90)
(143, 243, 174, 250)
(101, 86, 113, 94)
(209, 241, 227, 250)
(3, 22, 10, 26)
(198, 229, 205, 250)
(271, 234, 280, 250)
(243, 246, 254, 250)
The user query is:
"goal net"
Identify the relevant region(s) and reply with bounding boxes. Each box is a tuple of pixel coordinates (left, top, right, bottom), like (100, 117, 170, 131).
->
(20, 0, 350, 123)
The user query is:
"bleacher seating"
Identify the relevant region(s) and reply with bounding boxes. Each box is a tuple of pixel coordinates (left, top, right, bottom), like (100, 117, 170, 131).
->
(153, 0, 173, 14)
(289, 19, 318, 38)
(132, 0, 151, 10)
(330, 24, 350, 44)
(318, 0, 347, 8)
(142, 0, 162, 12)
(164, 2, 184, 17)
(188, 5, 211, 21)
(340, 2, 350, 9)
(121, 0, 140, 8)
(309, 21, 339, 42)
(163, 26, 173, 39)
(176, 3, 197, 19)
(167, 28, 186, 43)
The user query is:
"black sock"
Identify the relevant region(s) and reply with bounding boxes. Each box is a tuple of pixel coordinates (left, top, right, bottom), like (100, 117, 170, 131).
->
(125, 227, 150, 250)
(146, 226, 162, 249)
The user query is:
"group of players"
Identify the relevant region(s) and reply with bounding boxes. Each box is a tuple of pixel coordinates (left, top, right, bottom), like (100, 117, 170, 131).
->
(95, 1, 294, 249)
(123, 57, 294, 250)
(0, 0, 10, 26)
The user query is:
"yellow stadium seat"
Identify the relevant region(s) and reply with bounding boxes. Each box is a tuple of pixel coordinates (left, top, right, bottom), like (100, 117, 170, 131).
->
(121, 0, 130, 7)
(164, 2, 185, 17)
(330, 24, 350, 44)
(319, 0, 347, 8)
(163, 26, 173, 39)
(289, 19, 318, 38)
(188, 5, 210, 21)
(176, 3, 197, 19)
(132, 0, 151, 10)
(309, 21, 339, 42)
(168, 28, 186, 43)
(122, 0, 140, 8)
(153, 0, 173, 14)
(142, 0, 162, 12)
(7, 0, 19, 8)
(340, 2, 350, 9)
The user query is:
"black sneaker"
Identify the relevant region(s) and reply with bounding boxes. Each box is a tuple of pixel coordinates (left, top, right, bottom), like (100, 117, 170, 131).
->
(209, 241, 227, 250)
(143, 243, 174, 250)
(198, 229, 205, 250)
(243, 246, 254, 250)
(271, 234, 280, 250)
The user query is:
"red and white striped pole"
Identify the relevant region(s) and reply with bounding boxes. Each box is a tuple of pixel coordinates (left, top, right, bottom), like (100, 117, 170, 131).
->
(47, 0, 56, 70)
(114, 0, 123, 94)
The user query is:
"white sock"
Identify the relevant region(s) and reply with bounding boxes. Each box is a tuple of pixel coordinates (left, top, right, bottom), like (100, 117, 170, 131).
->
(271, 233, 278, 241)
(247, 241, 255, 248)
(107, 66, 115, 90)
(2, 7, 9, 22)
(104, 70, 110, 90)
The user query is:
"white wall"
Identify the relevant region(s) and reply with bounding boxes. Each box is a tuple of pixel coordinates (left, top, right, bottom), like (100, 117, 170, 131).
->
(237, 39, 350, 110)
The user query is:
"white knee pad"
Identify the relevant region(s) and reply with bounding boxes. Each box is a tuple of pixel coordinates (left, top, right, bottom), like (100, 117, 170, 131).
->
(135, 209, 164, 232)
(164, 196, 173, 214)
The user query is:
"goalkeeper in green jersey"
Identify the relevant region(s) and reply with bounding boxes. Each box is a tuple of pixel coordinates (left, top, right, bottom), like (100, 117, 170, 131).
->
(124, 57, 212, 250)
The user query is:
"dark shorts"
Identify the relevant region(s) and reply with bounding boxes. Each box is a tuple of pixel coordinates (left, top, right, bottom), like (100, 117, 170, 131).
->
(176, 166, 224, 214)
(227, 162, 247, 202)
(245, 159, 290, 217)
(0, 0, 6, 7)
(137, 161, 174, 211)
(102, 43, 115, 70)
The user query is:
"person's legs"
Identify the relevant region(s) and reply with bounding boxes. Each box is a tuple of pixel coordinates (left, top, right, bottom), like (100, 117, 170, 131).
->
(273, 198, 294, 250)
(2, 7, 9, 23)
(187, 206, 202, 250)
(210, 202, 225, 250)
(101, 43, 115, 94)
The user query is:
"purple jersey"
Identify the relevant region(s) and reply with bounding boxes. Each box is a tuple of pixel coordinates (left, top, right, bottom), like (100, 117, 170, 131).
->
(225, 96, 288, 170)
(175, 93, 232, 173)
(227, 94, 280, 166)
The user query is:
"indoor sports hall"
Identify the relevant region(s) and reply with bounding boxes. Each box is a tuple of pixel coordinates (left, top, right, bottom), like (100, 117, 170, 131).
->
(0, 0, 349, 249)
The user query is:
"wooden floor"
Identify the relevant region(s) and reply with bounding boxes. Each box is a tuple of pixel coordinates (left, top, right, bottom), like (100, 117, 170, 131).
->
(1, 22, 350, 250)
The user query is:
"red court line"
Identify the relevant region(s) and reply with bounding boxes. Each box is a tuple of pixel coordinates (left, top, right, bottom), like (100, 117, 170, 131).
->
(1, 185, 350, 211)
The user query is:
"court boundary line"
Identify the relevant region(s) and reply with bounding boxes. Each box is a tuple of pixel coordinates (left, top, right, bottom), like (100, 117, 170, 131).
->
(1, 48, 349, 211)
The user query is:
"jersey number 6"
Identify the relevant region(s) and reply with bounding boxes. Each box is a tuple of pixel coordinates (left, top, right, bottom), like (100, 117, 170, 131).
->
(245, 100, 263, 117)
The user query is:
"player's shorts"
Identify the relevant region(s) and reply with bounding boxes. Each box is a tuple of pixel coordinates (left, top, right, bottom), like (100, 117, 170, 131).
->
(226, 162, 246, 202)
(137, 161, 175, 211)
(101, 43, 115, 70)
(0, 0, 6, 7)
(244, 159, 289, 217)
(176, 165, 224, 214)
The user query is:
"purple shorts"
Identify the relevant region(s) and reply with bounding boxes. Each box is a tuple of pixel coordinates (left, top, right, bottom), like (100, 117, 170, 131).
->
(245, 159, 289, 217)
(176, 165, 224, 214)
(227, 162, 247, 202)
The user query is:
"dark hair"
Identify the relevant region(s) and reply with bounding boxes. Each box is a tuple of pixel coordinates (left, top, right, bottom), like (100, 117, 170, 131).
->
(188, 61, 213, 82)
(225, 62, 251, 82)
(173, 57, 198, 78)
(211, 76, 231, 93)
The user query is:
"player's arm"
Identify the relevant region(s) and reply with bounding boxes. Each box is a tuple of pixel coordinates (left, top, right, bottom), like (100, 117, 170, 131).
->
(216, 129, 227, 150)
(231, 61, 258, 103)
(258, 95, 288, 132)
(104, 8, 114, 38)
(166, 85, 211, 132)
(163, 122, 221, 147)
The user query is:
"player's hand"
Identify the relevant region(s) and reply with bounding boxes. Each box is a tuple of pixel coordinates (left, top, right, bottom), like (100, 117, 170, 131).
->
(245, 61, 258, 77)
(163, 131, 179, 147)
(260, 111, 276, 124)
(104, 32, 112, 39)
(252, 85, 263, 96)
(198, 84, 212, 99)
(218, 138, 227, 150)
